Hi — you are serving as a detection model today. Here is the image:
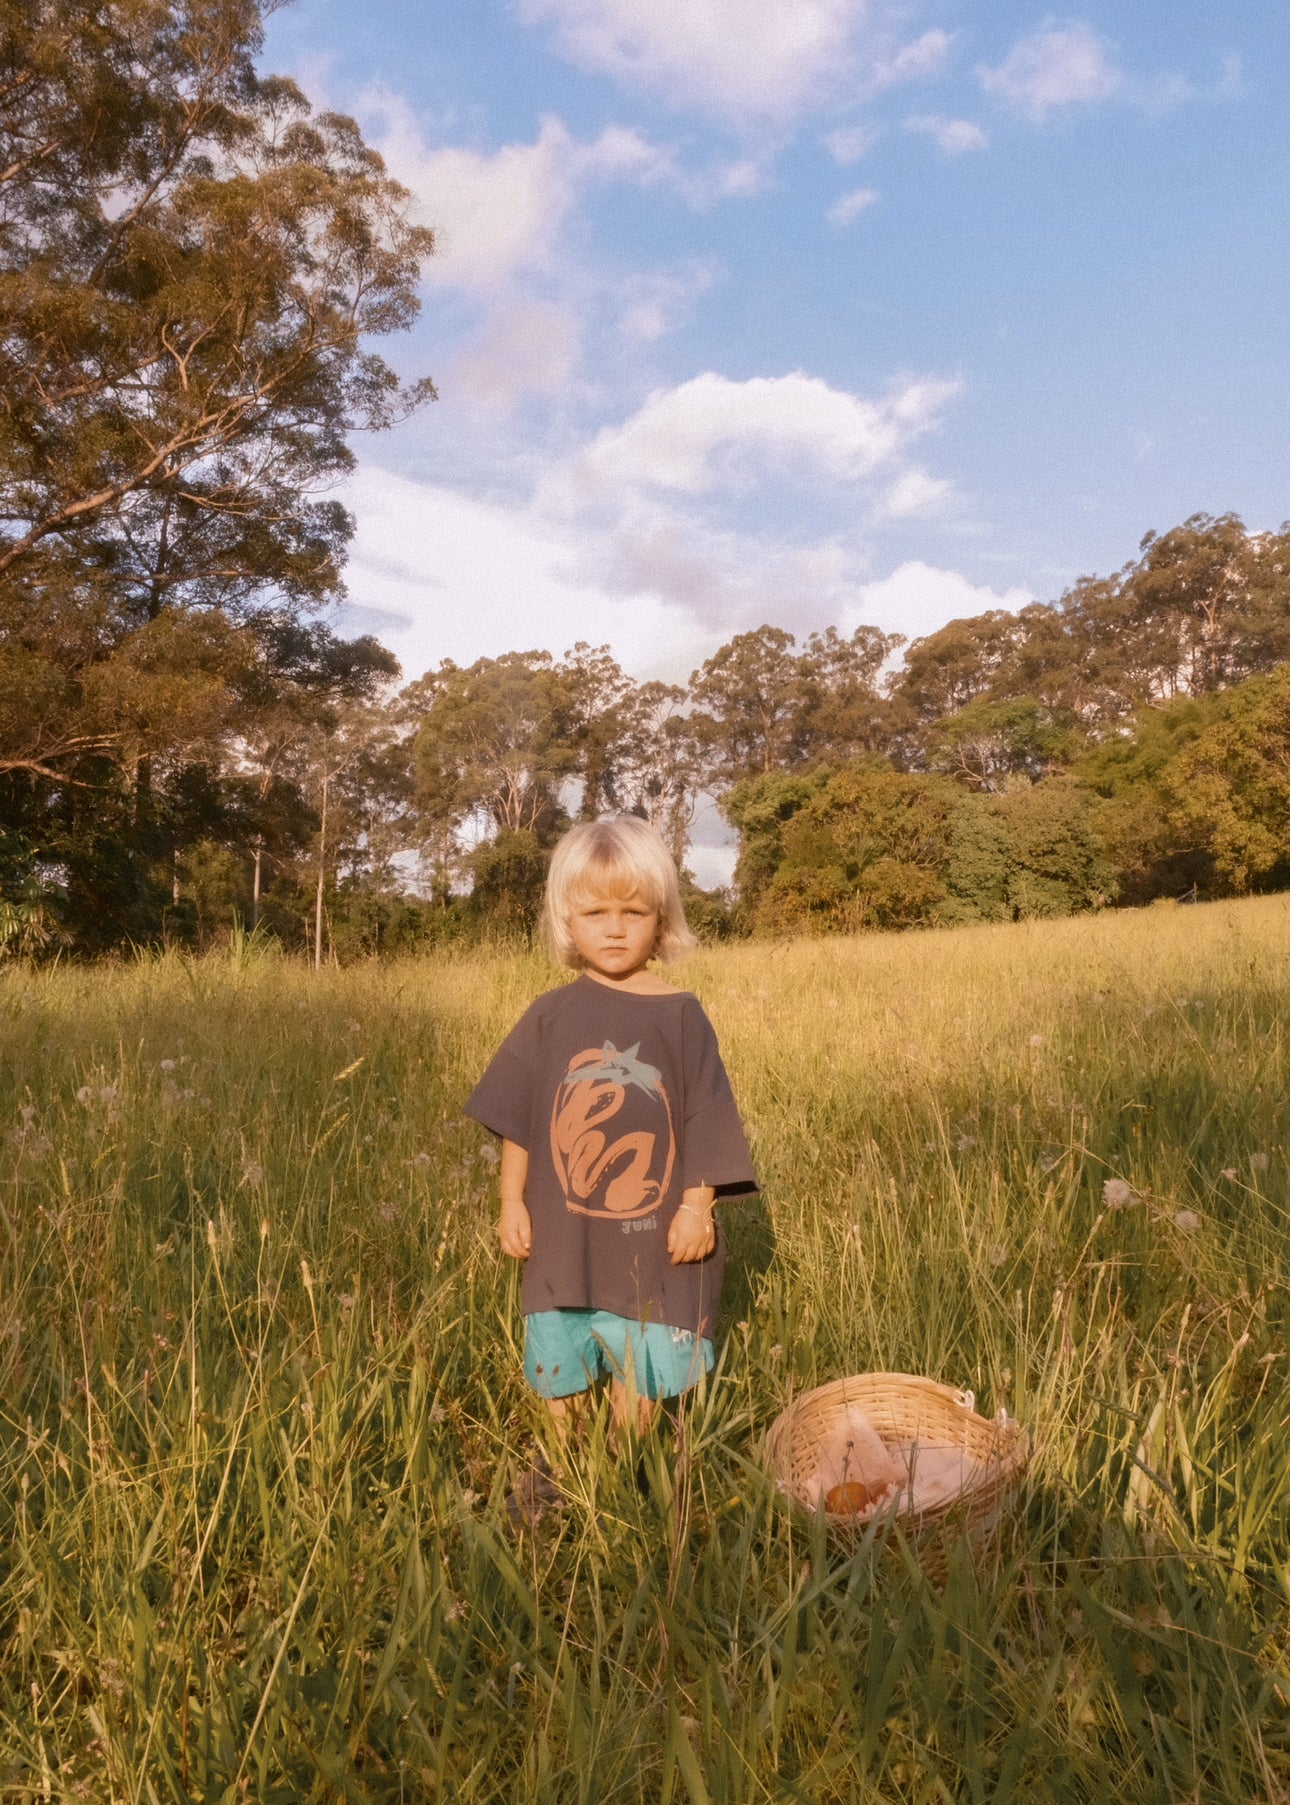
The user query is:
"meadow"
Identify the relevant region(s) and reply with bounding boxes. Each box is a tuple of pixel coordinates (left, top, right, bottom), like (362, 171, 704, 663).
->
(1, 896, 1288, 1803)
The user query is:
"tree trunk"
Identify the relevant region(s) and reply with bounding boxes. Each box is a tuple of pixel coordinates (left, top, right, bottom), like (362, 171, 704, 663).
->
(252, 840, 262, 929)
(314, 773, 328, 971)
(135, 754, 152, 831)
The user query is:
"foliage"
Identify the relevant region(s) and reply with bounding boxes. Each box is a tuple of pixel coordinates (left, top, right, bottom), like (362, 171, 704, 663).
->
(1159, 663, 1290, 893)
(893, 514, 1290, 730)
(728, 765, 1114, 933)
(1, 900, 1288, 1798)
(945, 781, 1118, 924)
(0, 0, 431, 952)
(689, 622, 904, 786)
(921, 694, 1079, 791)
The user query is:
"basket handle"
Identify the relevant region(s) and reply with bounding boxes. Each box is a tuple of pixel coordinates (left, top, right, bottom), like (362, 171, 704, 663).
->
(953, 1388, 976, 1412)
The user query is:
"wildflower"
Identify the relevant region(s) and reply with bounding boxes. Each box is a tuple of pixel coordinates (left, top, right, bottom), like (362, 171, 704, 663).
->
(1028, 1034, 1044, 1048)
(989, 1244, 1007, 1267)
(1173, 1210, 1201, 1232)
(769, 1343, 784, 1360)
(75, 1086, 93, 1104)
(1221, 1167, 1237, 1181)
(240, 1158, 264, 1187)
(409, 1151, 433, 1169)
(478, 1144, 500, 1166)
(18, 1103, 35, 1125)
(1250, 1151, 1269, 1173)
(339, 1293, 355, 1312)
(159, 1058, 177, 1072)
(955, 1135, 977, 1152)
(98, 1084, 118, 1103)
(1040, 1150, 1062, 1174)
(1102, 1178, 1137, 1208)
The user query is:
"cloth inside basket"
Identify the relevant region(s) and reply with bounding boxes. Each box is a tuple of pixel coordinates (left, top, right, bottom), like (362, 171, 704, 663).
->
(804, 1407, 986, 1517)
(802, 1406, 904, 1508)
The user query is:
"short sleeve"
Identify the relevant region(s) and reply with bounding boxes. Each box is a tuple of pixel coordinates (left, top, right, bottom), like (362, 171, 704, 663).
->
(463, 1006, 539, 1147)
(680, 1001, 758, 1195)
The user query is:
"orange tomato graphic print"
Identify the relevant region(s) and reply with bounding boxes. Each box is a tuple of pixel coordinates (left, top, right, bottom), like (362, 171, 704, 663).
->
(550, 1041, 676, 1219)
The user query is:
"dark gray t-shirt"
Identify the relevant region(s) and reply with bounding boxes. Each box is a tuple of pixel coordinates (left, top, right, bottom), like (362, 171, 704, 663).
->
(464, 975, 757, 1338)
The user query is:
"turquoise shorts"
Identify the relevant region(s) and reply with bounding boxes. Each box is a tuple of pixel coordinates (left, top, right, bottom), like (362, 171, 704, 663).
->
(524, 1309, 715, 1402)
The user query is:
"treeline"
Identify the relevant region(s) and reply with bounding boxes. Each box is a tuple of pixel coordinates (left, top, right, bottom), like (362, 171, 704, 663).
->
(5, 504, 1290, 957)
(2, 4, 1288, 958)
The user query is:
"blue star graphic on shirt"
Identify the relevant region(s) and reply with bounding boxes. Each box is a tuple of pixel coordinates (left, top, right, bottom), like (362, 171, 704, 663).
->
(571, 1041, 663, 1097)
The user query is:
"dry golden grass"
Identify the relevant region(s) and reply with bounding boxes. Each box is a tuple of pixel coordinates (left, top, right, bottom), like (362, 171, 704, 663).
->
(0, 895, 1287, 1801)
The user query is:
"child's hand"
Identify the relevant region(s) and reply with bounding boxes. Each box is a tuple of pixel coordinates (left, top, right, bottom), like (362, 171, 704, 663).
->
(667, 1187, 716, 1264)
(497, 1196, 532, 1260)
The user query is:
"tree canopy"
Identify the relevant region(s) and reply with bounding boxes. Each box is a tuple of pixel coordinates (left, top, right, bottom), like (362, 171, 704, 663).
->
(0, 0, 435, 953)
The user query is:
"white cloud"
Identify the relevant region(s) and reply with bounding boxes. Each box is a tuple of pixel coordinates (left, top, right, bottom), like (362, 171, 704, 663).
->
(870, 28, 953, 90)
(366, 102, 670, 290)
(585, 513, 858, 630)
(336, 465, 716, 681)
(332, 369, 971, 681)
(338, 466, 1026, 681)
(882, 470, 954, 516)
(449, 299, 582, 409)
(517, 0, 871, 123)
(828, 185, 879, 227)
(824, 123, 876, 164)
(980, 23, 1122, 122)
(566, 370, 957, 498)
(617, 262, 719, 344)
(839, 561, 1034, 644)
(906, 114, 988, 154)
(341, 457, 1031, 676)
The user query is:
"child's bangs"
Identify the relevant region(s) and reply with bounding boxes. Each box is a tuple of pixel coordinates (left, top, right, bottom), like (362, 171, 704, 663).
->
(567, 847, 661, 910)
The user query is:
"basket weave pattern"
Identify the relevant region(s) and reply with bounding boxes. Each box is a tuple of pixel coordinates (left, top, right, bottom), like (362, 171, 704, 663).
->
(765, 1372, 1029, 1571)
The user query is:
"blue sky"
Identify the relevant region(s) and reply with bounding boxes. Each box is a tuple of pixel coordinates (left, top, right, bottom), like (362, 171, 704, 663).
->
(260, 0, 1289, 697)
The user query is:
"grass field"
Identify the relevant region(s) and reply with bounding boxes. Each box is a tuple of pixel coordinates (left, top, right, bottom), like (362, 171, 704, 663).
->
(1, 896, 1288, 1803)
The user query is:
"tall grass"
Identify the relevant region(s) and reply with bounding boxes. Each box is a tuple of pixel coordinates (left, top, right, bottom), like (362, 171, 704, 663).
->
(0, 896, 1287, 1801)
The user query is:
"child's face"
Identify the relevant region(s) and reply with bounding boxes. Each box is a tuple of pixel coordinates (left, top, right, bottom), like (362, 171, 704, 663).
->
(568, 889, 659, 982)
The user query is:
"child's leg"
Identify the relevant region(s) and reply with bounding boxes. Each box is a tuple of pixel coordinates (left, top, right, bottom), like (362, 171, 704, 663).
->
(544, 1391, 586, 1442)
(608, 1381, 657, 1440)
(595, 1315, 714, 1444)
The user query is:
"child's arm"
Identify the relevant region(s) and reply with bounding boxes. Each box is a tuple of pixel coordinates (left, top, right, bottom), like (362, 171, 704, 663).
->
(667, 1183, 716, 1265)
(497, 1138, 532, 1260)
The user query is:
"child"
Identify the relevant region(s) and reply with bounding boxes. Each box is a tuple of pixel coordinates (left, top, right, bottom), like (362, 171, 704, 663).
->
(464, 816, 757, 1452)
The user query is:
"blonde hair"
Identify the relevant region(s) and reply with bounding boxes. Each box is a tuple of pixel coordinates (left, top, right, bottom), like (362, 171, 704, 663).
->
(543, 817, 696, 968)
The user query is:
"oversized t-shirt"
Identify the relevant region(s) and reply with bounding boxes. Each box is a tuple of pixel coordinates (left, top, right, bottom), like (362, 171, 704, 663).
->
(464, 975, 757, 1339)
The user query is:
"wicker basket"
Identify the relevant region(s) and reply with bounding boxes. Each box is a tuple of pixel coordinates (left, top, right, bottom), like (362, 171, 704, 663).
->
(764, 1372, 1029, 1577)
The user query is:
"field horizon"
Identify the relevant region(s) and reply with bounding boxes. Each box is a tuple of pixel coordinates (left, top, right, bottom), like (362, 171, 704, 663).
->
(1, 895, 1288, 1801)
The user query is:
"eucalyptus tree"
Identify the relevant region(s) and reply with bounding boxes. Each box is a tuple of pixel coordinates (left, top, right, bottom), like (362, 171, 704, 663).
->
(0, 0, 435, 945)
